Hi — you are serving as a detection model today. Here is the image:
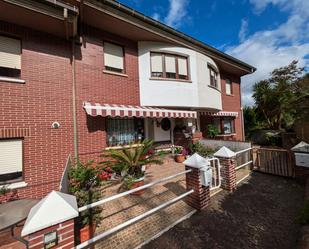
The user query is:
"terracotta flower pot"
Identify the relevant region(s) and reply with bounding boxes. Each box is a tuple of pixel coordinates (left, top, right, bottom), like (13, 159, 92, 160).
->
(175, 154, 185, 163)
(80, 223, 96, 243)
(130, 177, 145, 196)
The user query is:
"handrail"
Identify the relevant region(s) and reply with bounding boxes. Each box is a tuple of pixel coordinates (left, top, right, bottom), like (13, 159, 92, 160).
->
(235, 147, 252, 156)
(235, 160, 253, 170)
(76, 190, 194, 249)
(78, 169, 192, 212)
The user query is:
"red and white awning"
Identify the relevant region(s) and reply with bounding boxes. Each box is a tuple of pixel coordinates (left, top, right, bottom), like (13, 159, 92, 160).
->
(199, 111, 238, 117)
(83, 102, 197, 119)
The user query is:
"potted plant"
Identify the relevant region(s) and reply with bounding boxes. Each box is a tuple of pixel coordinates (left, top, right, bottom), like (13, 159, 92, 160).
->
(68, 161, 104, 243)
(100, 140, 166, 195)
(174, 147, 188, 163)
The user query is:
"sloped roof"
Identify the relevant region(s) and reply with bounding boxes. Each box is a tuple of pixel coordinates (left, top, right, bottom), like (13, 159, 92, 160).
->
(21, 191, 78, 236)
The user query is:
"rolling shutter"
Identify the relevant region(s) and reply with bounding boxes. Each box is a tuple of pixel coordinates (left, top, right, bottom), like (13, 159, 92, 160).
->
(178, 57, 187, 76)
(0, 139, 23, 175)
(165, 55, 176, 73)
(151, 54, 163, 72)
(104, 42, 124, 70)
(0, 36, 21, 69)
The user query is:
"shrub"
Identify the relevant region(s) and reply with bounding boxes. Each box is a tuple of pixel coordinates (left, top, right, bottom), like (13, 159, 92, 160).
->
(207, 124, 219, 138)
(296, 201, 309, 225)
(189, 142, 215, 157)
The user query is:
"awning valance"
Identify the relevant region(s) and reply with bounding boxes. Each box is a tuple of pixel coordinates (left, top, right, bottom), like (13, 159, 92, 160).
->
(200, 111, 238, 117)
(83, 102, 197, 119)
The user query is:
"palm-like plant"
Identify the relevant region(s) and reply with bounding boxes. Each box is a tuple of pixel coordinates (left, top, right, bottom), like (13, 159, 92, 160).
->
(99, 140, 166, 179)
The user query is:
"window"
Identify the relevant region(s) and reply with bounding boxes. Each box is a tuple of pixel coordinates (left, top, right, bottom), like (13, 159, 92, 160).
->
(0, 139, 23, 184)
(103, 42, 124, 73)
(150, 52, 189, 80)
(223, 118, 234, 134)
(0, 36, 21, 78)
(210, 118, 235, 135)
(107, 118, 144, 147)
(226, 79, 232, 95)
(208, 65, 218, 88)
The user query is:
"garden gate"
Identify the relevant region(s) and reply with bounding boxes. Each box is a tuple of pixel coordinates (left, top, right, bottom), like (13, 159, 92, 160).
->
(254, 147, 295, 177)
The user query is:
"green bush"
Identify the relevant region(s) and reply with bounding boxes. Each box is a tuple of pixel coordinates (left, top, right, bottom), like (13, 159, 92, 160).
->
(189, 142, 215, 157)
(207, 124, 219, 138)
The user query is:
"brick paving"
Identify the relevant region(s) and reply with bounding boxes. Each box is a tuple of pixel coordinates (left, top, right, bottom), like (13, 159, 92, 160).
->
(94, 155, 196, 249)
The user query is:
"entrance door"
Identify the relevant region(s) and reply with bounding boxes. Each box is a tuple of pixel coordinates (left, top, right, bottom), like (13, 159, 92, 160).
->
(154, 118, 171, 142)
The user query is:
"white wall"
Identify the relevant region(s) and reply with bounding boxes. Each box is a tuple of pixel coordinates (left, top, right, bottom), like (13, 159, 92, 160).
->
(138, 41, 222, 110)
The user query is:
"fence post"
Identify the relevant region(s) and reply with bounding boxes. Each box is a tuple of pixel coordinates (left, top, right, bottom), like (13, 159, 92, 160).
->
(184, 153, 211, 210)
(22, 191, 78, 249)
(214, 146, 237, 192)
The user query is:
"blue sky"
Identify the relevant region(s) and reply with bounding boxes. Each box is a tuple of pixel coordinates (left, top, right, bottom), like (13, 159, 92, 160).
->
(118, 0, 309, 105)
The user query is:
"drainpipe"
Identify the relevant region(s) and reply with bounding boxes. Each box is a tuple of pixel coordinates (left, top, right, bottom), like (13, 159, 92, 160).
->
(71, 15, 79, 161)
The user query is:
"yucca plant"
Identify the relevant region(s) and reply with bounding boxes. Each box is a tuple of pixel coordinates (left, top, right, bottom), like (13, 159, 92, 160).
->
(99, 140, 166, 179)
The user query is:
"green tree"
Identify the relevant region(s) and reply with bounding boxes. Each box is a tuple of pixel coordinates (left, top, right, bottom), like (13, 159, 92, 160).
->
(252, 60, 304, 130)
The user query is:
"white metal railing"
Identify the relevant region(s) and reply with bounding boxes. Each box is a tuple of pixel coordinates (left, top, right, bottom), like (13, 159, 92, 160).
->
(78, 169, 191, 212)
(235, 147, 253, 170)
(208, 158, 221, 190)
(76, 190, 194, 249)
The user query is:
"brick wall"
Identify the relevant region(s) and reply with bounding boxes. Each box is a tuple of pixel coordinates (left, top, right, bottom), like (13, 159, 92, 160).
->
(0, 22, 140, 200)
(0, 21, 74, 201)
(220, 71, 243, 141)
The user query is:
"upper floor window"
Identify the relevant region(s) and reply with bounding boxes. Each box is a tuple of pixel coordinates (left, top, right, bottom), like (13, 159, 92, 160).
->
(225, 79, 232, 95)
(104, 42, 124, 73)
(150, 52, 189, 80)
(0, 139, 23, 184)
(208, 64, 218, 88)
(0, 35, 21, 78)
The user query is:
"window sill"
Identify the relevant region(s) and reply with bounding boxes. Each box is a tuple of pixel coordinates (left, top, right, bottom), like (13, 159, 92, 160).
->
(216, 133, 236, 137)
(0, 76, 25, 84)
(103, 70, 128, 78)
(226, 94, 235, 97)
(1, 181, 28, 190)
(208, 85, 221, 92)
(105, 144, 142, 150)
(149, 77, 192, 83)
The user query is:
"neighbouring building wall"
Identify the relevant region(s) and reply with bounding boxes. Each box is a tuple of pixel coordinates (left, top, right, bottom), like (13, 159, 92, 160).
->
(220, 71, 243, 141)
(76, 25, 140, 162)
(138, 41, 222, 110)
(0, 21, 74, 200)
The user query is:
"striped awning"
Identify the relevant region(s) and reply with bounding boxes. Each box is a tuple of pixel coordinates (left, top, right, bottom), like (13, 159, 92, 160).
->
(200, 111, 238, 117)
(83, 102, 197, 119)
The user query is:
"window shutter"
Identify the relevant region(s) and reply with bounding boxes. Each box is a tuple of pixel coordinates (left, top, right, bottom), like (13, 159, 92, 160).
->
(0, 36, 21, 69)
(165, 55, 176, 73)
(226, 79, 232, 94)
(178, 57, 187, 75)
(151, 54, 163, 72)
(104, 42, 124, 70)
(0, 139, 23, 175)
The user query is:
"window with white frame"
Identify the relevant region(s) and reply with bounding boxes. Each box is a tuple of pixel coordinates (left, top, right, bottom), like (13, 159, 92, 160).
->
(0, 139, 23, 184)
(150, 52, 189, 80)
(225, 79, 232, 95)
(208, 65, 218, 88)
(223, 118, 234, 134)
(103, 42, 124, 73)
(0, 35, 21, 78)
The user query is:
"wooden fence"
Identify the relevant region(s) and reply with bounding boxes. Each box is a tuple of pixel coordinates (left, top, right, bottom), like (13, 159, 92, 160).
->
(254, 147, 294, 177)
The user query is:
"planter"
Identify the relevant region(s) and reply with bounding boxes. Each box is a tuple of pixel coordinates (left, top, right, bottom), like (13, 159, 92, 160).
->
(79, 223, 96, 243)
(175, 154, 186, 163)
(130, 177, 145, 196)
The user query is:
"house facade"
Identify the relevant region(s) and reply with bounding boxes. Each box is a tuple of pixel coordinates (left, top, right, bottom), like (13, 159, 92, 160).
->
(0, 0, 255, 201)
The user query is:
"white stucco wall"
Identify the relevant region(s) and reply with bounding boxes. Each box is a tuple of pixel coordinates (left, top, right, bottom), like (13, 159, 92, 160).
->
(138, 41, 222, 110)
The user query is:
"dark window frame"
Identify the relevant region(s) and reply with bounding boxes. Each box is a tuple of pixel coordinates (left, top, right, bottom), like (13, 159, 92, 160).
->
(0, 34, 22, 79)
(103, 41, 126, 74)
(212, 117, 235, 135)
(150, 52, 190, 81)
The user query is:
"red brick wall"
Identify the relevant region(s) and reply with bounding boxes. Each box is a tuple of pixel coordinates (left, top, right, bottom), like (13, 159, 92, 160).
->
(0, 22, 140, 200)
(220, 71, 243, 141)
(76, 25, 140, 162)
(0, 21, 74, 201)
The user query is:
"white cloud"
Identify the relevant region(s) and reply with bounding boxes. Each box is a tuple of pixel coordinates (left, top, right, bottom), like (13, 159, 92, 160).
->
(226, 0, 309, 106)
(238, 19, 248, 42)
(152, 12, 161, 21)
(164, 0, 189, 28)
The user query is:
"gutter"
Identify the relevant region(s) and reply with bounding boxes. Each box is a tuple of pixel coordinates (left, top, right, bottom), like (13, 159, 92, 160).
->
(93, 0, 256, 74)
